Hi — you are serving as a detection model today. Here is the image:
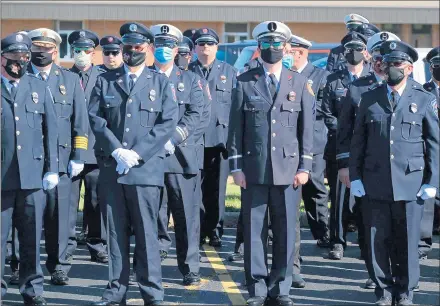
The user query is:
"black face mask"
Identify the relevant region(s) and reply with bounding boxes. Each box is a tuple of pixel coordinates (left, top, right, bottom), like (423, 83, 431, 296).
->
(174, 54, 189, 70)
(432, 67, 440, 82)
(122, 46, 145, 67)
(3, 59, 28, 79)
(385, 66, 406, 86)
(345, 51, 364, 65)
(260, 48, 284, 64)
(31, 51, 53, 67)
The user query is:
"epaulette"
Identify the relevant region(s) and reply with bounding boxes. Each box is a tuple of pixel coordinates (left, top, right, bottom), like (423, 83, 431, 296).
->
(423, 82, 434, 92)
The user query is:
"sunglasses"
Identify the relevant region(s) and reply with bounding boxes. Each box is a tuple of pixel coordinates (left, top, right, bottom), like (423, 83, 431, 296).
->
(73, 48, 94, 54)
(2, 52, 30, 61)
(154, 42, 177, 49)
(372, 54, 383, 62)
(430, 63, 440, 69)
(178, 52, 191, 57)
(345, 46, 366, 52)
(259, 41, 285, 50)
(197, 41, 216, 47)
(103, 50, 120, 56)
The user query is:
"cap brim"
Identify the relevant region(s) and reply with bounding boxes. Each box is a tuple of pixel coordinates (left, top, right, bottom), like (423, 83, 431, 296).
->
(102, 44, 121, 51)
(195, 36, 218, 43)
(383, 52, 414, 63)
(344, 41, 366, 49)
(2, 44, 30, 53)
(121, 35, 148, 46)
(72, 41, 95, 48)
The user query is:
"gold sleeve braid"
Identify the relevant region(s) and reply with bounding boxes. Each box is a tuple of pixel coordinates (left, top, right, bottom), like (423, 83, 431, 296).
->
(74, 136, 88, 150)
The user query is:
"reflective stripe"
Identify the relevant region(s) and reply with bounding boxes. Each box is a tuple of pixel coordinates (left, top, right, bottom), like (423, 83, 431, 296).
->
(228, 154, 242, 160)
(301, 155, 313, 160)
(230, 168, 242, 173)
(176, 126, 186, 140)
(336, 152, 350, 160)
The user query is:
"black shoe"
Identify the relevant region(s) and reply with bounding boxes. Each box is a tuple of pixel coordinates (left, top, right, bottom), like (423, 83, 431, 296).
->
(414, 284, 420, 292)
(246, 296, 266, 306)
(418, 252, 428, 261)
(209, 235, 222, 247)
(160, 250, 168, 262)
(183, 272, 201, 286)
(77, 230, 87, 245)
(228, 252, 244, 262)
(397, 297, 412, 306)
(65, 253, 73, 262)
(291, 274, 306, 288)
(129, 271, 137, 284)
(200, 236, 206, 246)
(51, 270, 69, 285)
(347, 223, 357, 232)
(375, 296, 393, 306)
(89, 298, 119, 306)
(91, 251, 108, 263)
(268, 295, 293, 306)
(24, 296, 47, 306)
(433, 227, 440, 235)
(317, 236, 331, 248)
(9, 270, 19, 285)
(328, 244, 344, 260)
(365, 278, 376, 289)
(145, 301, 163, 306)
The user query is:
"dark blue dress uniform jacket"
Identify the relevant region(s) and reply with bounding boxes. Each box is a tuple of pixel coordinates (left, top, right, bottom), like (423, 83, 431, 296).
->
(227, 66, 315, 186)
(28, 64, 89, 174)
(1, 73, 58, 190)
(349, 79, 439, 201)
(336, 72, 379, 169)
(188, 59, 237, 149)
(88, 68, 178, 187)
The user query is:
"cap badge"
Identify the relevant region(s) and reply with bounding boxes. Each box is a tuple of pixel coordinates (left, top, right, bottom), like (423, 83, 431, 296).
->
(129, 24, 138, 32)
(177, 82, 185, 92)
(267, 22, 277, 32)
(430, 99, 438, 116)
(161, 25, 169, 34)
(363, 24, 368, 28)
(191, 30, 196, 34)
(220, 75, 227, 83)
(288, 91, 296, 101)
(410, 103, 418, 113)
(380, 33, 389, 41)
(79, 31, 86, 38)
(149, 89, 156, 101)
(308, 79, 313, 86)
(41, 31, 48, 37)
(108, 37, 114, 43)
(16, 34, 23, 42)
(390, 42, 397, 50)
(369, 79, 373, 84)
(59, 85, 67, 95)
(350, 14, 355, 20)
(32, 92, 39, 103)
(202, 28, 208, 34)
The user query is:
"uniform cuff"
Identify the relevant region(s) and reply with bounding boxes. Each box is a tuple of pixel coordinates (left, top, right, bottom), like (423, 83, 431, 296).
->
(171, 126, 189, 146)
(228, 154, 242, 172)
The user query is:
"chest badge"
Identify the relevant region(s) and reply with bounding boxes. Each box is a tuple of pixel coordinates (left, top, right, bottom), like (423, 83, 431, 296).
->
(149, 89, 156, 101)
(220, 75, 227, 83)
(59, 85, 67, 95)
(32, 92, 39, 103)
(410, 103, 418, 113)
(54, 70, 59, 76)
(288, 91, 296, 101)
(177, 82, 185, 92)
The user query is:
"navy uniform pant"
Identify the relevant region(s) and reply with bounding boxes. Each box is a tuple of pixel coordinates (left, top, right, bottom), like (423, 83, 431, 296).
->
(293, 193, 302, 275)
(418, 198, 435, 257)
(200, 147, 229, 239)
(7, 223, 19, 273)
(362, 196, 423, 301)
(1, 189, 45, 302)
(302, 154, 329, 240)
(44, 173, 72, 274)
(100, 177, 163, 303)
(242, 184, 299, 298)
(69, 164, 106, 259)
(157, 185, 171, 254)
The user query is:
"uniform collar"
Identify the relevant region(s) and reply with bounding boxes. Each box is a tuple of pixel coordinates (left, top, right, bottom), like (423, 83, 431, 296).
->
(124, 64, 145, 79)
(387, 82, 406, 97)
(430, 80, 439, 89)
(262, 64, 282, 82)
(154, 64, 173, 78)
(296, 61, 309, 73)
(1, 74, 20, 85)
(374, 72, 383, 83)
(31, 63, 52, 77)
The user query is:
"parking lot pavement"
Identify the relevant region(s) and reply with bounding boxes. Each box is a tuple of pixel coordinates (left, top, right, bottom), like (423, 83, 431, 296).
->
(2, 228, 439, 305)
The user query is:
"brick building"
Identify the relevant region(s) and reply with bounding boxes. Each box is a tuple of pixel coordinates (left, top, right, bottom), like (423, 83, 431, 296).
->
(1, 1, 439, 67)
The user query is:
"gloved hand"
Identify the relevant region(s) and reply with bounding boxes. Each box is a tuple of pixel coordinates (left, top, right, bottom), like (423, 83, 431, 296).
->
(43, 172, 60, 190)
(164, 139, 175, 155)
(68, 160, 84, 178)
(116, 161, 130, 175)
(417, 184, 437, 200)
(350, 179, 366, 198)
(112, 148, 140, 168)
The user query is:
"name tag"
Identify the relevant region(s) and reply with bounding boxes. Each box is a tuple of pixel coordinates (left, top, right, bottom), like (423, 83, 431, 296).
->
(104, 95, 115, 99)
(249, 96, 261, 101)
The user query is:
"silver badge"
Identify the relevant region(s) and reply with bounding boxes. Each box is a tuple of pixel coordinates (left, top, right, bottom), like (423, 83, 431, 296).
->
(79, 31, 86, 38)
(129, 24, 137, 32)
(177, 82, 185, 92)
(308, 79, 313, 86)
(54, 70, 59, 76)
(32, 92, 39, 103)
(16, 34, 23, 42)
(390, 42, 397, 50)
(380, 32, 389, 41)
(149, 89, 156, 101)
(410, 103, 418, 113)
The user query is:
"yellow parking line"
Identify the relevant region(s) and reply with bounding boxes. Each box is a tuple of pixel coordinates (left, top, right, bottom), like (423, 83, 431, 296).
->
(203, 245, 247, 305)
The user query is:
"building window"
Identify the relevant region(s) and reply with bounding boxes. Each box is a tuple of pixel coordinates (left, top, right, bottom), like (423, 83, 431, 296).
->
(224, 23, 249, 43)
(56, 21, 84, 60)
(411, 24, 432, 47)
(381, 24, 402, 38)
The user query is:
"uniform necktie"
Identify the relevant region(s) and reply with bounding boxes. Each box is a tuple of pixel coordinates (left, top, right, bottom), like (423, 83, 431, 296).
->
(129, 74, 136, 90)
(390, 90, 400, 110)
(201, 66, 210, 79)
(268, 73, 278, 100)
(39, 71, 48, 81)
(79, 71, 88, 88)
(9, 80, 17, 97)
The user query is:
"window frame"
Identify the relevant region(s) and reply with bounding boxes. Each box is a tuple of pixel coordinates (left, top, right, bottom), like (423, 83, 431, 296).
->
(56, 20, 84, 62)
(223, 22, 250, 43)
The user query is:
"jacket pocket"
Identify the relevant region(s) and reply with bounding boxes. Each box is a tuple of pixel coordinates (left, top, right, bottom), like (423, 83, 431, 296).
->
(140, 101, 162, 127)
(281, 101, 301, 127)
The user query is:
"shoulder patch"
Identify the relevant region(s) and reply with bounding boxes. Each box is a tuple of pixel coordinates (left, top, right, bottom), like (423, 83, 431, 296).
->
(169, 83, 177, 102)
(430, 99, 438, 117)
(307, 82, 315, 96)
(205, 84, 212, 100)
(197, 79, 203, 90)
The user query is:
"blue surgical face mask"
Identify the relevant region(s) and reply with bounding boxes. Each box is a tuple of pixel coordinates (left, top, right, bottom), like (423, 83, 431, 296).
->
(282, 54, 294, 69)
(154, 47, 174, 64)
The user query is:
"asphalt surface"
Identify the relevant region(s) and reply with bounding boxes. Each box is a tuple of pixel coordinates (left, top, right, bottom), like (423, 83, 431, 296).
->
(2, 226, 439, 305)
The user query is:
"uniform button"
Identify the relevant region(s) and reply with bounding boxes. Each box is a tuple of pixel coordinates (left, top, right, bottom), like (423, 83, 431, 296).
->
(390, 140, 394, 144)
(290, 108, 294, 112)
(412, 121, 416, 125)
(106, 104, 110, 107)
(17, 145, 21, 150)
(150, 108, 154, 112)
(420, 166, 423, 170)
(15, 116, 19, 121)
(272, 120, 276, 124)
(14, 103, 18, 107)
(252, 108, 255, 111)
(272, 147, 276, 151)
(272, 133, 276, 137)
(128, 99, 133, 103)
(247, 151, 251, 155)
(390, 155, 394, 159)
(34, 111, 38, 114)
(16, 131, 20, 136)
(184, 142, 187, 146)
(125, 128, 130, 132)
(392, 113, 396, 117)
(122, 142, 128, 147)
(180, 101, 184, 104)
(65, 143, 68, 147)
(370, 120, 373, 122)
(273, 106, 276, 110)
(63, 100, 66, 104)
(391, 126, 395, 130)
(127, 113, 131, 118)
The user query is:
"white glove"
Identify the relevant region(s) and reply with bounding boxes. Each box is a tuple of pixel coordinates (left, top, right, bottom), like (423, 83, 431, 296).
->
(68, 160, 84, 178)
(350, 179, 366, 198)
(116, 161, 130, 175)
(43, 172, 60, 190)
(417, 184, 437, 200)
(164, 139, 175, 155)
(112, 148, 140, 168)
